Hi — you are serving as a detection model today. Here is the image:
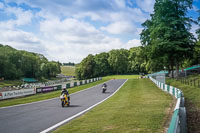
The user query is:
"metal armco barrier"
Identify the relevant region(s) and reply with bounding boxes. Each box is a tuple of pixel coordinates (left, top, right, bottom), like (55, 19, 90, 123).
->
(149, 77, 187, 133)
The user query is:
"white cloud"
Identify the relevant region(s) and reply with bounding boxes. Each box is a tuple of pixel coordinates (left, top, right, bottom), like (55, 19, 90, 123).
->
(136, 0, 154, 13)
(101, 21, 136, 34)
(1, 30, 40, 44)
(0, 29, 44, 53)
(37, 17, 126, 62)
(126, 39, 141, 49)
(6, 6, 33, 26)
(114, 0, 126, 9)
(40, 18, 98, 37)
(0, 4, 34, 31)
(0, 3, 40, 52)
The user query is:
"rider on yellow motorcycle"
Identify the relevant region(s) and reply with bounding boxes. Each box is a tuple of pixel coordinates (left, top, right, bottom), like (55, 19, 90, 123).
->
(60, 88, 70, 107)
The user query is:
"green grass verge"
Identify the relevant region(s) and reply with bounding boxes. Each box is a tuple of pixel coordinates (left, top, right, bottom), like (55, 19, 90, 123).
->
(0, 79, 108, 107)
(61, 66, 76, 76)
(166, 77, 200, 132)
(103, 75, 140, 80)
(53, 79, 172, 133)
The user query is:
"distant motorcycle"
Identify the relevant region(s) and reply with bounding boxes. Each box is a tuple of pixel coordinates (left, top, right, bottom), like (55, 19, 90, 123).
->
(102, 86, 107, 93)
(60, 93, 70, 107)
(102, 83, 107, 93)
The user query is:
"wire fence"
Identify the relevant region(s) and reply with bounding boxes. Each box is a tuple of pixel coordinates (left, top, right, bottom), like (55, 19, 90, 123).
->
(179, 77, 200, 88)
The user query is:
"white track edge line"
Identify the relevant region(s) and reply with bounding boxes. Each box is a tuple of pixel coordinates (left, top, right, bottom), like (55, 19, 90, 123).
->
(40, 79, 128, 133)
(0, 80, 111, 109)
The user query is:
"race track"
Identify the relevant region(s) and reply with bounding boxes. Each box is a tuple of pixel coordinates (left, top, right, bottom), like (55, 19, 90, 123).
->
(0, 79, 126, 133)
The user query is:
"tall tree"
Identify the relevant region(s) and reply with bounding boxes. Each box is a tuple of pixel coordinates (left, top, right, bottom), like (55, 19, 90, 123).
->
(141, 0, 195, 78)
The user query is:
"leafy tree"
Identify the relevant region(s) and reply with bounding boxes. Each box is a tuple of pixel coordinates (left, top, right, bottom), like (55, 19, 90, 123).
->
(141, 0, 195, 78)
(94, 52, 111, 77)
(128, 47, 148, 74)
(76, 54, 96, 79)
(108, 49, 129, 74)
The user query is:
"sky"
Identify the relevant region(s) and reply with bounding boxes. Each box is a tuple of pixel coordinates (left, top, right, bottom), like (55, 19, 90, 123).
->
(0, 0, 200, 63)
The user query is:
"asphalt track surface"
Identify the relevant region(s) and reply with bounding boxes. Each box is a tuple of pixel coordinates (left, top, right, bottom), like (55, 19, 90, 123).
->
(0, 79, 126, 133)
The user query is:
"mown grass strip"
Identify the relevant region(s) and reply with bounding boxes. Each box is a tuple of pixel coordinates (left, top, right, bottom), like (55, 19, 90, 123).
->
(53, 79, 172, 133)
(0, 79, 108, 107)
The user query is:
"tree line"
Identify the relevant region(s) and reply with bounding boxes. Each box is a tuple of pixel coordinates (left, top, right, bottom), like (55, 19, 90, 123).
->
(62, 62, 75, 66)
(0, 44, 61, 80)
(75, 47, 146, 80)
(76, 0, 200, 79)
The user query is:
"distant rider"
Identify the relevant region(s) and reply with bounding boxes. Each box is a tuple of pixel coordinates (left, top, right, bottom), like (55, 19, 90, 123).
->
(102, 83, 107, 88)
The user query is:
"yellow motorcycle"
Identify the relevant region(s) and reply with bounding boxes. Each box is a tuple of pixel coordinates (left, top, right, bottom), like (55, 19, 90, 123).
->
(60, 93, 70, 107)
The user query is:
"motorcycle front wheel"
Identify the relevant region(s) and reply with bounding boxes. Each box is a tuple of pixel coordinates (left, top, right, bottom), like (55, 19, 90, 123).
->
(61, 101, 65, 107)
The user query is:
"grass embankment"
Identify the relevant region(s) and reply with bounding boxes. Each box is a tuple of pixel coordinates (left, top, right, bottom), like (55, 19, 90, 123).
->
(0, 79, 108, 107)
(0, 80, 22, 88)
(104, 75, 140, 80)
(61, 66, 75, 76)
(166, 77, 200, 133)
(54, 78, 173, 133)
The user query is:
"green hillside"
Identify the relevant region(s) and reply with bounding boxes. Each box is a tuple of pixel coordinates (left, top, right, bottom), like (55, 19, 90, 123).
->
(61, 66, 76, 76)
